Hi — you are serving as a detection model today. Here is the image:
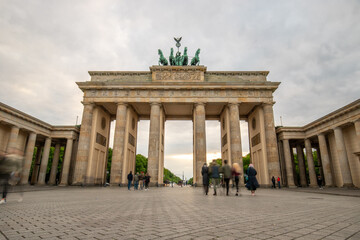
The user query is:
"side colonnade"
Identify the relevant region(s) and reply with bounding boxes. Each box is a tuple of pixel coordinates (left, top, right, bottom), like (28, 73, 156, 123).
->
(277, 99, 360, 188)
(0, 102, 79, 186)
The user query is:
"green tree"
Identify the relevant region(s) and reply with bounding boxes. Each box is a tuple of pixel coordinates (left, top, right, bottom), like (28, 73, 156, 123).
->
(135, 154, 148, 173)
(163, 168, 181, 183)
(243, 153, 250, 174)
(188, 177, 193, 185)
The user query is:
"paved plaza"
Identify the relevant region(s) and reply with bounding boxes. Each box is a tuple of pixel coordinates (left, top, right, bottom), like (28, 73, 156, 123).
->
(0, 187, 360, 240)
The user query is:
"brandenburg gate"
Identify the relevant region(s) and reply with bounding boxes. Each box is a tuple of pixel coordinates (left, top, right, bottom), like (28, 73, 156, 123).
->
(72, 65, 281, 187)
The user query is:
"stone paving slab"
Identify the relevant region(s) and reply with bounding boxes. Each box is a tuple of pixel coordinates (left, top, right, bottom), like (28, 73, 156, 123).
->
(0, 186, 359, 239)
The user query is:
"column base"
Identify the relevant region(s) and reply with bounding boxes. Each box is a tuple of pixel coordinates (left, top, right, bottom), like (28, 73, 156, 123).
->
(58, 183, 68, 187)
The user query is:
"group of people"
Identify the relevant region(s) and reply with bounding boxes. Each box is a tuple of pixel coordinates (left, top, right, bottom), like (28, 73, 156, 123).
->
(271, 176, 281, 189)
(201, 160, 260, 196)
(127, 171, 151, 191)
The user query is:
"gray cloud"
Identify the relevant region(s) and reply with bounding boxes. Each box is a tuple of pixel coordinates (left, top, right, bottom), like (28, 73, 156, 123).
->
(1, 0, 359, 178)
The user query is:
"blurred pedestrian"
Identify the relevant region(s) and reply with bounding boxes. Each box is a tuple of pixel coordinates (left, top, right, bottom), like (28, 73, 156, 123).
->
(271, 176, 276, 189)
(201, 162, 209, 195)
(134, 172, 139, 190)
(210, 160, 220, 196)
(277, 176, 281, 189)
(232, 163, 241, 196)
(222, 160, 231, 196)
(127, 171, 133, 190)
(0, 153, 23, 204)
(245, 164, 259, 196)
(139, 172, 144, 190)
(144, 173, 151, 190)
(317, 175, 323, 189)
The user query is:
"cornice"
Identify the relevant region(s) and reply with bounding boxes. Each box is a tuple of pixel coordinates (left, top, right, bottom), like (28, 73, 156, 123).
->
(89, 71, 150, 76)
(206, 71, 269, 76)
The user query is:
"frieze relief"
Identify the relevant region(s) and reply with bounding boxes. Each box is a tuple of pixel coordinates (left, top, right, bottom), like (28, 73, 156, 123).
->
(85, 89, 273, 99)
(155, 71, 201, 81)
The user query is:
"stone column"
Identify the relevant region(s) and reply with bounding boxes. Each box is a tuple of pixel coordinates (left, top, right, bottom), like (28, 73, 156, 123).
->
(194, 103, 207, 186)
(6, 125, 19, 154)
(334, 127, 352, 186)
(37, 137, 52, 185)
(31, 146, 42, 184)
(317, 133, 333, 186)
(352, 120, 360, 187)
(305, 139, 317, 187)
(282, 139, 295, 187)
(48, 143, 61, 185)
(263, 103, 281, 180)
(59, 138, 74, 186)
(296, 144, 307, 187)
(290, 147, 299, 186)
(228, 103, 243, 182)
(110, 103, 128, 186)
(72, 102, 94, 185)
(20, 132, 37, 185)
(147, 102, 161, 186)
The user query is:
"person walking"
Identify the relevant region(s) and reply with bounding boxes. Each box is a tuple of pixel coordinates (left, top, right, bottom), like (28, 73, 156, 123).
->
(127, 171, 133, 190)
(232, 163, 241, 196)
(277, 176, 281, 189)
(144, 173, 151, 190)
(134, 172, 139, 190)
(271, 176, 276, 189)
(201, 162, 209, 195)
(222, 160, 231, 196)
(210, 160, 220, 196)
(245, 164, 259, 196)
(0, 153, 23, 204)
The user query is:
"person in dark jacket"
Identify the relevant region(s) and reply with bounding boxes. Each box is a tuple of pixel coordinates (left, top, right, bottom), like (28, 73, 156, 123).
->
(127, 171, 133, 190)
(201, 163, 209, 195)
(222, 160, 231, 196)
(245, 164, 259, 196)
(271, 176, 276, 189)
(210, 160, 220, 196)
(144, 173, 151, 190)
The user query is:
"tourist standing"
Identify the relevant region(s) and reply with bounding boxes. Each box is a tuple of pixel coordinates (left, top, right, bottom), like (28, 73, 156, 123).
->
(127, 171, 133, 190)
(222, 160, 231, 196)
(271, 176, 276, 189)
(210, 160, 220, 196)
(201, 162, 209, 195)
(277, 176, 281, 189)
(245, 164, 259, 196)
(232, 163, 241, 196)
(139, 172, 144, 190)
(317, 175, 323, 189)
(134, 172, 139, 190)
(144, 173, 151, 190)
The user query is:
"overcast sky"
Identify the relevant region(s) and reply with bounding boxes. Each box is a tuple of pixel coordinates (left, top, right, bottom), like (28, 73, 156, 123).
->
(1, 1, 359, 179)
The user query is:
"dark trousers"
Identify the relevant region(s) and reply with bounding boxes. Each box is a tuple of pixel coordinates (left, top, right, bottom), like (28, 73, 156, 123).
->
(272, 181, 276, 188)
(1, 174, 9, 199)
(145, 181, 149, 189)
(224, 178, 230, 195)
(127, 180, 131, 190)
(203, 184, 209, 195)
(278, 181, 281, 188)
(234, 176, 239, 193)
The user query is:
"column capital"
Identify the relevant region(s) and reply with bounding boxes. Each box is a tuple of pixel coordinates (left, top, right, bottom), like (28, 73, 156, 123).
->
(333, 126, 342, 131)
(81, 101, 94, 106)
(317, 132, 325, 137)
(228, 102, 240, 107)
(194, 102, 206, 107)
(116, 102, 128, 107)
(262, 101, 276, 107)
(150, 102, 162, 107)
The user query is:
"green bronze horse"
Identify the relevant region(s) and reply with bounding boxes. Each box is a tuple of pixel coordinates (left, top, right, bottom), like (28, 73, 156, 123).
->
(191, 48, 200, 66)
(158, 49, 168, 66)
(182, 47, 188, 66)
(169, 48, 175, 66)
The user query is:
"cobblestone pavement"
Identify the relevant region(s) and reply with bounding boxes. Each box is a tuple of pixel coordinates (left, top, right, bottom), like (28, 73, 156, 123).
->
(0, 186, 359, 240)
